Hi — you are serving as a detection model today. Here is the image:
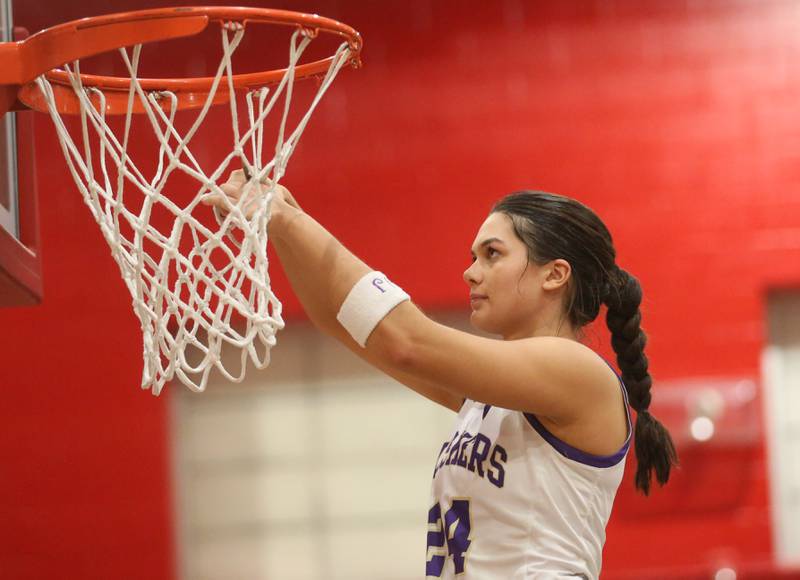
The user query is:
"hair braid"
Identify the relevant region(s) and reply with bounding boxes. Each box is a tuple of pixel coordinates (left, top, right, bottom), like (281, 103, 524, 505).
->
(604, 268, 678, 495)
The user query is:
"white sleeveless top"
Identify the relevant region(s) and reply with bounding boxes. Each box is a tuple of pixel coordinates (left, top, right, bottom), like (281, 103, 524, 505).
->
(425, 369, 632, 580)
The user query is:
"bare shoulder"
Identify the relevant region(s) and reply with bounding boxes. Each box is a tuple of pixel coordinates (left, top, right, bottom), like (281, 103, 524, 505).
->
(516, 337, 621, 421)
(528, 338, 629, 454)
(519, 337, 616, 384)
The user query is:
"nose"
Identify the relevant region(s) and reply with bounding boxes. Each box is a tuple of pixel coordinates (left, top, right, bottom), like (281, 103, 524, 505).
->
(463, 261, 480, 286)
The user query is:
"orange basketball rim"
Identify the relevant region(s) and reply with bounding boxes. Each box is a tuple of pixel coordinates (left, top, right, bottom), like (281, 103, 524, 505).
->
(0, 6, 363, 116)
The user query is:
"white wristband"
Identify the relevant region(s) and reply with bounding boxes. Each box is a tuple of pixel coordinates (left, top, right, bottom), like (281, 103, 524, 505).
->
(336, 271, 410, 348)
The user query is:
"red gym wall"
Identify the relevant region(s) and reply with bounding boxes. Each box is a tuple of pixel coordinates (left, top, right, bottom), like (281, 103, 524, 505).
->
(2, 1, 799, 578)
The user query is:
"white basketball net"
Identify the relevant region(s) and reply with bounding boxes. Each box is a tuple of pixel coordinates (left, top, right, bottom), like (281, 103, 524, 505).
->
(34, 24, 352, 395)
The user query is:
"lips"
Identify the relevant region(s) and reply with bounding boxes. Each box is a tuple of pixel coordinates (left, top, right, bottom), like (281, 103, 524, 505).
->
(469, 294, 487, 310)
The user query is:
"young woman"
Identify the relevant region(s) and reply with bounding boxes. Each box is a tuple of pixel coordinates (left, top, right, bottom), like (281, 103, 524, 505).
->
(207, 173, 678, 579)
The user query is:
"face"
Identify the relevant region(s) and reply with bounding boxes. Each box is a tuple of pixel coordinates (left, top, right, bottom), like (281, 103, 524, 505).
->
(463, 212, 571, 339)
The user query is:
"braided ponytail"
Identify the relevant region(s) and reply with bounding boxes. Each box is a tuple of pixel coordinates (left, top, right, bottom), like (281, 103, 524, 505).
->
(604, 268, 678, 495)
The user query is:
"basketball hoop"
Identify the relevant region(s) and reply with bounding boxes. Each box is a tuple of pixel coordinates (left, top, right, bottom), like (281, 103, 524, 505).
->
(0, 7, 362, 394)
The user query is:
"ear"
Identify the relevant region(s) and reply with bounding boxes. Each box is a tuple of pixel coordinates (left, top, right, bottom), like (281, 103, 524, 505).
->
(541, 259, 571, 291)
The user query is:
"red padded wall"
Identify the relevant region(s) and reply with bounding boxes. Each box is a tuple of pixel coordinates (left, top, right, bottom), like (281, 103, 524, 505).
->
(2, 0, 799, 578)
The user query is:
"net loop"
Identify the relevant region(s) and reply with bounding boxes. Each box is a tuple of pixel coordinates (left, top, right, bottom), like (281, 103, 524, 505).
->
(35, 20, 352, 394)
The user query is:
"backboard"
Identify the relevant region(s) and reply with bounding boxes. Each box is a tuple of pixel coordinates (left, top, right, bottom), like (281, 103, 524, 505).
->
(0, 0, 41, 307)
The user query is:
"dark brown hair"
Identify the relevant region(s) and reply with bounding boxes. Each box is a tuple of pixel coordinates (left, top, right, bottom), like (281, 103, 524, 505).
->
(492, 190, 677, 495)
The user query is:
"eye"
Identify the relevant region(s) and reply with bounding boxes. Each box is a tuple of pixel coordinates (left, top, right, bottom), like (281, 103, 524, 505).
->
(470, 248, 499, 262)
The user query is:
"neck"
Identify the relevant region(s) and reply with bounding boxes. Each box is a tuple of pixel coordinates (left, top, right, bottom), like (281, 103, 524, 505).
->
(502, 314, 579, 342)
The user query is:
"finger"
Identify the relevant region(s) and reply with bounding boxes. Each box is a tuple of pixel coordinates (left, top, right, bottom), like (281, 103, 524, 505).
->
(200, 192, 223, 206)
(223, 170, 247, 190)
(219, 183, 242, 199)
(201, 189, 235, 208)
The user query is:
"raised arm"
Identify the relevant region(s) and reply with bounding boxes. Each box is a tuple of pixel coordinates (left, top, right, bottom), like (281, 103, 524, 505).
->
(208, 171, 463, 410)
(207, 173, 615, 420)
(269, 208, 464, 411)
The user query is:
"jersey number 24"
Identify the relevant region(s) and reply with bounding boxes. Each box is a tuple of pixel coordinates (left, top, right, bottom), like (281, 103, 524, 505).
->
(426, 499, 472, 577)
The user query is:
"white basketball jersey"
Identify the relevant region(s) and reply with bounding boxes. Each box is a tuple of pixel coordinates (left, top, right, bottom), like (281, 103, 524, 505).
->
(425, 370, 632, 580)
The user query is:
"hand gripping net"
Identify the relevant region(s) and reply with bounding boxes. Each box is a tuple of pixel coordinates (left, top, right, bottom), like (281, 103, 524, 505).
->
(35, 24, 352, 395)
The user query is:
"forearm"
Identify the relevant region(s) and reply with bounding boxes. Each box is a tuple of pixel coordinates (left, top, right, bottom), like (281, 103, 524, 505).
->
(270, 210, 372, 334)
(268, 206, 372, 337)
(265, 202, 462, 410)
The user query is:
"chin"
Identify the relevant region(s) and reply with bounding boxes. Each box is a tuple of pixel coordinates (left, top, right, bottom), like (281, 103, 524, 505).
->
(469, 311, 504, 336)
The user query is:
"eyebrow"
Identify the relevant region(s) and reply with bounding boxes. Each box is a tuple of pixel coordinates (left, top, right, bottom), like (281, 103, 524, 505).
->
(470, 237, 504, 256)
